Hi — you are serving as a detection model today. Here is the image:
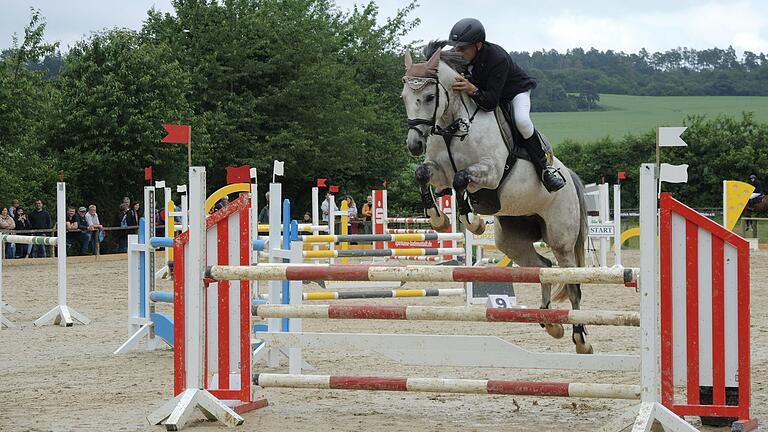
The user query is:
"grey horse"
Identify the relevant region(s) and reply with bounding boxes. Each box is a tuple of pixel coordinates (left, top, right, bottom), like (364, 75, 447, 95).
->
(401, 42, 592, 353)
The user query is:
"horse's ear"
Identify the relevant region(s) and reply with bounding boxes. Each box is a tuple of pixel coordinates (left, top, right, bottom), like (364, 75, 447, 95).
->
(404, 50, 413, 70)
(426, 48, 442, 69)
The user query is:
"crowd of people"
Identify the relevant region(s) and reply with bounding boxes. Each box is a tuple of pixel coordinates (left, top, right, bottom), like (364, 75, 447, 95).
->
(0, 199, 105, 258)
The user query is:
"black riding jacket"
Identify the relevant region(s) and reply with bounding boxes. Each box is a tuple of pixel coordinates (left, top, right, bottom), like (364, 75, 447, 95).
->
(749, 179, 764, 195)
(467, 42, 536, 111)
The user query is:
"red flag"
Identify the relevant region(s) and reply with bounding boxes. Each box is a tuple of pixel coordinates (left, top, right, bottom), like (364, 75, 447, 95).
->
(144, 166, 153, 182)
(618, 171, 626, 180)
(317, 178, 327, 187)
(382, 180, 388, 189)
(329, 185, 339, 193)
(161, 124, 191, 144)
(226, 165, 251, 184)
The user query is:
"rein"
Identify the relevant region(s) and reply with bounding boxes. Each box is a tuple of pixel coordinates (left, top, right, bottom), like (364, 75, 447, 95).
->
(404, 76, 480, 145)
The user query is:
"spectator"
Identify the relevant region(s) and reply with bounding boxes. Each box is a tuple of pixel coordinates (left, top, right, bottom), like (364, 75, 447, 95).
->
(66, 206, 90, 255)
(85, 204, 103, 253)
(116, 202, 130, 253)
(9, 199, 20, 218)
(28, 199, 52, 258)
(345, 196, 359, 234)
(214, 195, 230, 212)
(303, 212, 312, 224)
(361, 195, 373, 234)
(258, 192, 270, 223)
(13, 206, 30, 258)
(320, 191, 337, 223)
(125, 202, 140, 229)
(0, 207, 16, 259)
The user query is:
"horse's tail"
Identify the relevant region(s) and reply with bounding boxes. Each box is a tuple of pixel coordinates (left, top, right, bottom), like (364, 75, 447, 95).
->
(570, 169, 588, 268)
(552, 169, 588, 303)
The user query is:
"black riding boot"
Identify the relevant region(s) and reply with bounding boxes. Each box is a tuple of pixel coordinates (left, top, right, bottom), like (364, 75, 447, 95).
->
(521, 130, 566, 192)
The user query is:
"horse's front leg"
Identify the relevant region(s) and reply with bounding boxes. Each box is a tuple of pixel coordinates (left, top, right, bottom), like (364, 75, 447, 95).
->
(452, 157, 502, 235)
(415, 162, 451, 231)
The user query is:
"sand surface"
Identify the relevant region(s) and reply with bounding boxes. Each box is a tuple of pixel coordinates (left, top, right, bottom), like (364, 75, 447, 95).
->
(1, 250, 765, 431)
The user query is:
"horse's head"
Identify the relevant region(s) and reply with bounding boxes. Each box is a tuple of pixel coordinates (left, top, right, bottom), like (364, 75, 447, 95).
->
(402, 48, 445, 156)
(402, 43, 468, 156)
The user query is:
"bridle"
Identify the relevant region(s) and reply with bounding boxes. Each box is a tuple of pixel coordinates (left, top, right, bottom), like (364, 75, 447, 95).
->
(404, 75, 480, 145)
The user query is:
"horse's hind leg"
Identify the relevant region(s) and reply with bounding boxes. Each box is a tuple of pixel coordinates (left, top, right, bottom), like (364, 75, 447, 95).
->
(495, 216, 563, 339)
(549, 247, 593, 354)
(415, 163, 450, 230)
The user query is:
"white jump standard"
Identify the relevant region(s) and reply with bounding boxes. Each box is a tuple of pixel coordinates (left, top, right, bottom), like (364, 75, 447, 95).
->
(0, 181, 90, 328)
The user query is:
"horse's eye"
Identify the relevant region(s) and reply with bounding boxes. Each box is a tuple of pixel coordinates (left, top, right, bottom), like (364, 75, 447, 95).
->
(425, 94, 435, 103)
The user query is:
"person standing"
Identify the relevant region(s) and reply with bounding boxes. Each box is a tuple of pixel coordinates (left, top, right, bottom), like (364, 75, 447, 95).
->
(361, 195, 373, 234)
(345, 196, 359, 235)
(9, 199, 20, 218)
(258, 192, 270, 224)
(13, 207, 30, 258)
(116, 202, 130, 253)
(28, 199, 52, 258)
(85, 205, 103, 254)
(0, 207, 16, 259)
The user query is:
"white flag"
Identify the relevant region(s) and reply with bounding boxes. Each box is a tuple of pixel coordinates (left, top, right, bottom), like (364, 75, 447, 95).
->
(660, 163, 688, 184)
(273, 160, 284, 177)
(658, 127, 688, 147)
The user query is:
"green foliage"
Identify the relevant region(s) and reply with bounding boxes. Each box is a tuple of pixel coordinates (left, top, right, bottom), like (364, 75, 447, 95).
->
(0, 9, 60, 209)
(139, 0, 417, 213)
(48, 29, 191, 215)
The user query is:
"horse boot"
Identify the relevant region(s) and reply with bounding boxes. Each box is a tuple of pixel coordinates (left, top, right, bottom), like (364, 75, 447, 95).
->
(521, 130, 566, 192)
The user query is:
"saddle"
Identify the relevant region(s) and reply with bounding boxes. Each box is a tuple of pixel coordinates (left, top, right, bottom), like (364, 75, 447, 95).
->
(464, 103, 554, 215)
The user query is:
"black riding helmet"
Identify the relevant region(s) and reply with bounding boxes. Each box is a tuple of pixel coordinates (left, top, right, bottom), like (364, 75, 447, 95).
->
(448, 18, 485, 47)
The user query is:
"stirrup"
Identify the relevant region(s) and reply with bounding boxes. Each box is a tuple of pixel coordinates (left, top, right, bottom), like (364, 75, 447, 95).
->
(541, 166, 566, 192)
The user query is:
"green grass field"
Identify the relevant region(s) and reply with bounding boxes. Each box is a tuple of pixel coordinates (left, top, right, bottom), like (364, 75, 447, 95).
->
(532, 94, 768, 145)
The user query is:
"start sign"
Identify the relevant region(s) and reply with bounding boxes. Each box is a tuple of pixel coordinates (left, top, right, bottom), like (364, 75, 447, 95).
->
(588, 224, 615, 237)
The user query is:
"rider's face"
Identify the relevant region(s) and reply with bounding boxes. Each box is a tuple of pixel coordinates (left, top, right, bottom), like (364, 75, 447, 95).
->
(455, 42, 480, 62)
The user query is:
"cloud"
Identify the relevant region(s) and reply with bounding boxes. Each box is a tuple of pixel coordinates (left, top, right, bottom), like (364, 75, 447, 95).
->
(541, 1, 768, 54)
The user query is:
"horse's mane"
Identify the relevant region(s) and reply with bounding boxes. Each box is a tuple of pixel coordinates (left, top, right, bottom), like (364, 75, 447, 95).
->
(423, 40, 468, 75)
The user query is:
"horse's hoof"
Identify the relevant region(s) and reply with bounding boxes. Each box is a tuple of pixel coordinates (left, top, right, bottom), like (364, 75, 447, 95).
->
(426, 208, 449, 230)
(545, 323, 564, 339)
(576, 343, 594, 354)
(464, 216, 485, 235)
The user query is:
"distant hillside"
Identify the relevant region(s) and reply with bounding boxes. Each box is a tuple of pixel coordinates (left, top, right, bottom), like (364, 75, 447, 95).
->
(513, 47, 768, 112)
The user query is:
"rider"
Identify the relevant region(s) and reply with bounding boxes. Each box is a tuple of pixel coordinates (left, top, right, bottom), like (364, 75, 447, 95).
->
(447, 18, 565, 193)
(748, 174, 764, 207)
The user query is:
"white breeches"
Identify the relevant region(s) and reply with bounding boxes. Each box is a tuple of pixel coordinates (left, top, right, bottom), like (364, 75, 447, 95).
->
(512, 90, 534, 139)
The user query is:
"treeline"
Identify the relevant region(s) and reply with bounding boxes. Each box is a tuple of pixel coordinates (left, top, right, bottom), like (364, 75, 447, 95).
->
(520, 47, 768, 111)
(1, 0, 417, 219)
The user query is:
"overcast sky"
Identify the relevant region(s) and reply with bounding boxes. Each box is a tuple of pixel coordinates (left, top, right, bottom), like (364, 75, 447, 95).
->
(2, 0, 767, 55)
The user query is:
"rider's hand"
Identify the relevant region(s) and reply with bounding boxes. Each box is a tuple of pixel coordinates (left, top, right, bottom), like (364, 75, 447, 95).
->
(452, 75, 477, 95)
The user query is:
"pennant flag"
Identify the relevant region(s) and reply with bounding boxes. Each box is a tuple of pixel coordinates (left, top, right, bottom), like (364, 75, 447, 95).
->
(329, 185, 340, 193)
(161, 124, 191, 144)
(724, 180, 755, 231)
(317, 178, 327, 188)
(658, 127, 688, 147)
(659, 163, 689, 184)
(617, 171, 626, 180)
(144, 166, 153, 182)
(226, 165, 251, 184)
(273, 160, 284, 178)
